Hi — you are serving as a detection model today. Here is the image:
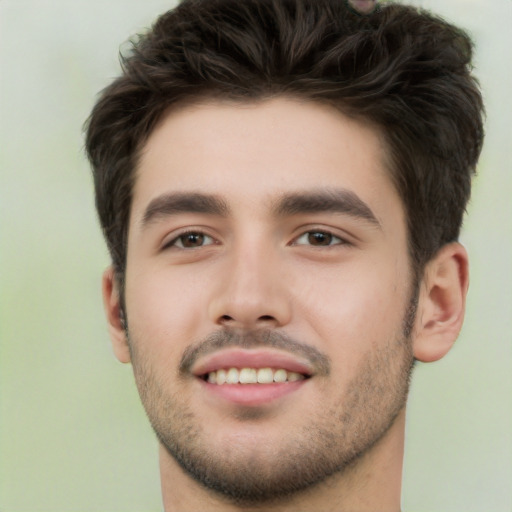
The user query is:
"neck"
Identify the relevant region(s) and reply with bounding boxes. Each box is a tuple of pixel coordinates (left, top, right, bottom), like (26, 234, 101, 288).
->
(160, 409, 405, 512)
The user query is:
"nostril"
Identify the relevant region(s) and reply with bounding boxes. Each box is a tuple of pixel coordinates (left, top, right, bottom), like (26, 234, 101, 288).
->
(216, 314, 279, 327)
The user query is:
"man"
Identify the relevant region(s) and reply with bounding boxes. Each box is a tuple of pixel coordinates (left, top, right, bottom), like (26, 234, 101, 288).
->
(85, 0, 484, 510)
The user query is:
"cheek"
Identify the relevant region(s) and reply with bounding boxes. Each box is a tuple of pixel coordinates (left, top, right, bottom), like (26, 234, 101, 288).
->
(124, 268, 210, 356)
(293, 256, 410, 352)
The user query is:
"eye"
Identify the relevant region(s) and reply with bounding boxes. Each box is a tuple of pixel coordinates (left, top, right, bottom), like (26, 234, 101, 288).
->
(294, 230, 345, 247)
(166, 231, 215, 249)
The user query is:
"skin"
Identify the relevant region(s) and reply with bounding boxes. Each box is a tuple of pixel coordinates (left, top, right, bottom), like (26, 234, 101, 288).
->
(103, 97, 469, 511)
(348, 0, 378, 15)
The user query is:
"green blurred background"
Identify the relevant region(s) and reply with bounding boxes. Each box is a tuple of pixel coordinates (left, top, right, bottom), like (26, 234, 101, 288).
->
(0, 1, 510, 510)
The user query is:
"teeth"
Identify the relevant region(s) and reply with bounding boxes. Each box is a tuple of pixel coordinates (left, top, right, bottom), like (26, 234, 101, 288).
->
(216, 369, 227, 385)
(205, 367, 306, 385)
(257, 367, 274, 384)
(226, 368, 239, 384)
(273, 368, 287, 383)
(287, 371, 303, 382)
(239, 368, 258, 384)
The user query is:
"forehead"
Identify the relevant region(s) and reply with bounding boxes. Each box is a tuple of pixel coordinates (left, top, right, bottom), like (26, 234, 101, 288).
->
(131, 96, 402, 224)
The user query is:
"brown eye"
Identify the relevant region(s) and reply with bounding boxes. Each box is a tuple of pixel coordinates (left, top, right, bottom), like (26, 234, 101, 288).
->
(295, 230, 343, 247)
(170, 232, 214, 249)
(181, 233, 204, 247)
(307, 231, 333, 246)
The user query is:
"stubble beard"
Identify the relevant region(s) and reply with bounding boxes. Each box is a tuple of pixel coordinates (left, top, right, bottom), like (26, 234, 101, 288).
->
(127, 297, 417, 506)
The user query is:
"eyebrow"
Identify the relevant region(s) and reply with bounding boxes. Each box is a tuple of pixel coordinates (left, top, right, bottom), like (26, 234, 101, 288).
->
(273, 189, 381, 228)
(141, 192, 230, 227)
(140, 188, 380, 229)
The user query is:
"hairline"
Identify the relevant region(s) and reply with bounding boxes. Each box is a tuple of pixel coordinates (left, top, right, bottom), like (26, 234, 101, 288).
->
(115, 91, 423, 294)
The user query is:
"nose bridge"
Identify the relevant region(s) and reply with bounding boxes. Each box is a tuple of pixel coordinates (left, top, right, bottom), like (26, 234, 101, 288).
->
(209, 234, 291, 328)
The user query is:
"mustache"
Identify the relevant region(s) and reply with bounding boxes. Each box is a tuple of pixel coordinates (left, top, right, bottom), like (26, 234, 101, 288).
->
(179, 329, 331, 376)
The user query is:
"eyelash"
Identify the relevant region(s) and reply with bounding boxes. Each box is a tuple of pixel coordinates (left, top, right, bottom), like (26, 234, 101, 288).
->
(163, 228, 349, 250)
(163, 230, 216, 250)
(292, 230, 347, 247)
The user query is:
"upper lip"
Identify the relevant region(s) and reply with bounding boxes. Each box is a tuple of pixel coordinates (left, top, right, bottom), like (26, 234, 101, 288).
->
(191, 348, 315, 378)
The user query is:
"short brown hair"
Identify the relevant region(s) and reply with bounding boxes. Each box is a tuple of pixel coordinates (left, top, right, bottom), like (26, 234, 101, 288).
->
(85, 0, 484, 283)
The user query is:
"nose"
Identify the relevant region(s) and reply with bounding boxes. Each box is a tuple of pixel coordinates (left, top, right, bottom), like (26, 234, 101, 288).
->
(208, 242, 292, 330)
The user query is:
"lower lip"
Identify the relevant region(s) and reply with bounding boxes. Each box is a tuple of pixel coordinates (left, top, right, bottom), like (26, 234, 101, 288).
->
(200, 379, 307, 407)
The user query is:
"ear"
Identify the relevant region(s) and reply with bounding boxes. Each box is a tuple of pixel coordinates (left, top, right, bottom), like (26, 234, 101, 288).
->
(413, 242, 469, 362)
(102, 266, 131, 364)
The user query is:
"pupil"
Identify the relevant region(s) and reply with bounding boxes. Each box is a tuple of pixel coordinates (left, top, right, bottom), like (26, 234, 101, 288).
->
(309, 232, 331, 245)
(183, 233, 204, 247)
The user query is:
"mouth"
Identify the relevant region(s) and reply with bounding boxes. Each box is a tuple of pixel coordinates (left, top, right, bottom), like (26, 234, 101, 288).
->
(202, 367, 309, 385)
(191, 349, 313, 406)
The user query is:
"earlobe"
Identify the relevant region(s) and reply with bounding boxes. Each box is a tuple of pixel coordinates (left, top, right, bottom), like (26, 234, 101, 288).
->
(102, 266, 131, 364)
(413, 243, 469, 363)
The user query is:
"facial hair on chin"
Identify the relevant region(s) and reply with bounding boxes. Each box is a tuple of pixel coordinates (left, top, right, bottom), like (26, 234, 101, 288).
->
(127, 311, 416, 507)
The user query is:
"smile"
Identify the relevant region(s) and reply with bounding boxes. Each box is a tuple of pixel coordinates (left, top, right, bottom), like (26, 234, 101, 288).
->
(191, 348, 314, 406)
(204, 367, 307, 385)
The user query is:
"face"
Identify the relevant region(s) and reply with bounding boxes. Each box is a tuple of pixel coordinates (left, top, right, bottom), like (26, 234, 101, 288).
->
(120, 97, 416, 503)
